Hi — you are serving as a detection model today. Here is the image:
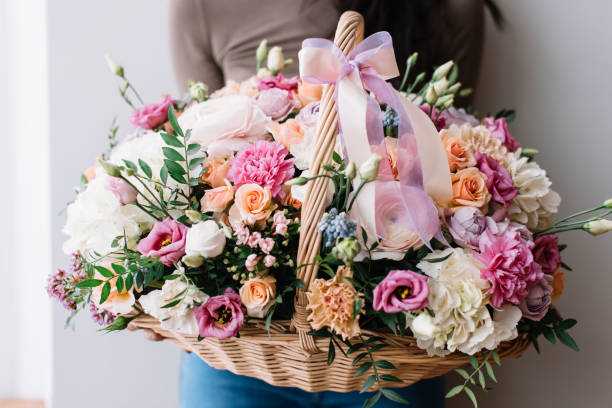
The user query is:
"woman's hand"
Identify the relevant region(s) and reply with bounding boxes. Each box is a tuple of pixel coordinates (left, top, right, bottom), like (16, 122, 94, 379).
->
(127, 322, 164, 341)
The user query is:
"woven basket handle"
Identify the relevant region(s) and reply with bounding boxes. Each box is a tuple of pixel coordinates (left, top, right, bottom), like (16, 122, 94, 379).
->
(291, 11, 364, 354)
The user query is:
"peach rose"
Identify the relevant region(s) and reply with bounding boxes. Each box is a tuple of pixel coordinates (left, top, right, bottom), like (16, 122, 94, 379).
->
(239, 275, 277, 318)
(83, 166, 97, 181)
(199, 158, 231, 188)
(384, 137, 399, 180)
(267, 119, 304, 150)
(91, 268, 135, 315)
(440, 131, 476, 172)
(295, 80, 323, 107)
(201, 179, 234, 213)
(551, 268, 565, 302)
(229, 183, 275, 227)
(451, 167, 491, 209)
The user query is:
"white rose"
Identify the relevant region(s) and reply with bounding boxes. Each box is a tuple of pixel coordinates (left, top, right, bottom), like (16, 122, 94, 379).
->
(411, 312, 436, 338)
(185, 220, 226, 258)
(290, 170, 334, 207)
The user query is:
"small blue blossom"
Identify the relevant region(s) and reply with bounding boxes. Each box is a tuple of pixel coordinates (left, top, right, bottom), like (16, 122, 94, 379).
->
(317, 208, 357, 247)
(382, 106, 399, 137)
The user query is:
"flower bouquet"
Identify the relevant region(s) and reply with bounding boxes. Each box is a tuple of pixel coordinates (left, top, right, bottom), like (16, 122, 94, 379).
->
(49, 11, 611, 407)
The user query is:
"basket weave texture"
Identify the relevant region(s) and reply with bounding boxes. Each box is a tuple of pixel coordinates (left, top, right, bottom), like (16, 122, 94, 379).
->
(130, 11, 531, 392)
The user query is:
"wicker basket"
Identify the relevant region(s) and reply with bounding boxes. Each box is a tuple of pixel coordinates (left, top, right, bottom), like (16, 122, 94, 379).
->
(130, 11, 531, 392)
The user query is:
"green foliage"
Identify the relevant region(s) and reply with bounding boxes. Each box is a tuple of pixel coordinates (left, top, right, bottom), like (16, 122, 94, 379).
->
(445, 350, 501, 408)
(519, 308, 579, 352)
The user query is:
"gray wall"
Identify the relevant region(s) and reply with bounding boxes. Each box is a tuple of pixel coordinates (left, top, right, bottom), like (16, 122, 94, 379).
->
(48, 1, 611, 407)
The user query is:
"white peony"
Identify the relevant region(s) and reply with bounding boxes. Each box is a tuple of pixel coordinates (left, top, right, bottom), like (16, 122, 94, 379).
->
(138, 270, 208, 334)
(410, 248, 494, 356)
(185, 220, 226, 258)
(506, 150, 561, 230)
(290, 170, 334, 207)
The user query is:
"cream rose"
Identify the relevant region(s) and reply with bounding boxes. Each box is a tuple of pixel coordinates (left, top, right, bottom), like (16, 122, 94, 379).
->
(229, 183, 275, 228)
(185, 220, 226, 259)
(239, 275, 277, 318)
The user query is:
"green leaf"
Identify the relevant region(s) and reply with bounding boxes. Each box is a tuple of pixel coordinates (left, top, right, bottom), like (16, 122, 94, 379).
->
(122, 159, 137, 171)
(353, 296, 362, 320)
(168, 200, 189, 207)
(360, 375, 376, 393)
(135, 271, 144, 288)
(374, 360, 395, 370)
(478, 370, 485, 389)
(189, 156, 206, 171)
(352, 352, 368, 366)
(455, 368, 470, 381)
(327, 339, 336, 365)
(294, 279, 306, 290)
(542, 326, 556, 344)
(379, 374, 403, 383)
(265, 305, 275, 335)
(99, 281, 111, 304)
(187, 143, 201, 155)
(161, 132, 183, 147)
(353, 362, 372, 377)
(163, 147, 184, 161)
(75, 279, 103, 288)
(189, 177, 200, 186)
(556, 330, 579, 351)
(485, 361, 497, 383)
(426, 252, 452, 263)
(381, 389, 409, 404)
(167, 105, 184, 137)
(111, 264, 125, 275)
(365, 336, 385, 344)
(125, 273, 134, 290)
(445, 385, 463, 398)
(368, 344, 388, 353)
(115, 275, 124, 294)
(464, 387, 478, 407)
(95, 266, 114, 278)
(561, 261, 573, 271)
(468, 355, 479, 370)
(347, 343, 364, 355)
(332, 151, 343, 164)
(362, 392, 381, 408)
(161, 299, 182, 309)
(160, 165, 168, 184)
(98, 315, 137, 333)
(558, 318, 577, 331)
(307, 329, 331, 338)
(184, 128, 191, 142)
(138, 159, 153, 178)
(492, 351, 501, 366)
(164, 159, 186, 176)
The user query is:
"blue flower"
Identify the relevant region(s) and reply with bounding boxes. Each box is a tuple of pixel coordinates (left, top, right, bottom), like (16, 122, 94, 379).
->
(317, 208, 357, 247)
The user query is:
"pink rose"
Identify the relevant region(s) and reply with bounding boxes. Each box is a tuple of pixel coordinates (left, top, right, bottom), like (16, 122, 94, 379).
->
(254, 89, 297, 121)
(193, 288, 245, 339)
(104, 176, 137, 205)
(476, 229, 543, 307)
(483, 117, 520, 152)
(130, 94, 174, 130)
(519, 275, 553, 321)
(373, 270, 429, 313)
(475, 152, 518, 207)
(136, 218, 188, 266)
(533, 235, 561, 275)
(245, 254, 261, 272)
(259, 238, 275, 255)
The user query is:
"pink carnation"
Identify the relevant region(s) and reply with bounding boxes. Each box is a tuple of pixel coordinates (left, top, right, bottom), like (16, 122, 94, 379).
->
(130, 94, 174, 130)
(259, 238, 275, 255)
(247, 232, 262, 248)
(263, 255, 276, 268)
(245, 254, 261, 272)
(256, 73, 299, 92)
(193, 288, 245, 339)
(476, 229, 543, 307)
(483, 117, 520, 152)
(475, 152, 518, 207)
(228, 140, 294, 200)
(136, 218, 187, 266)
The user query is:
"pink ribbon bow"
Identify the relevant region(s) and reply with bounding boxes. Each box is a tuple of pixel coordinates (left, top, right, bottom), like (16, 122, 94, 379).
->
(299, 32, 451, 248)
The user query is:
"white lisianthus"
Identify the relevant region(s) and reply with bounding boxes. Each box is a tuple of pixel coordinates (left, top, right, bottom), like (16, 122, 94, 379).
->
(185, 220, 226, 258)
(410, 248, 494, 356)
(138, 270, 208, 334)
(291, 170, 334, 207)
(506, 150, 561, 230)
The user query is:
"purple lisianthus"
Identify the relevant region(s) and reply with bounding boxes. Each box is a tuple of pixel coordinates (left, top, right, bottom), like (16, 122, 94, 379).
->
(193, 288, 245, 339)
(439, 107, 479, 128)
(254, 88, 297, 121)
(533, 235, 561, 275)
(448, 207, 487, 250)
(136, 218, 188, 266)
(483, 117, 520, 152)
(520, 275, 553, 321)
(475, 152, 518, 207)
(372, 270, 429, 313)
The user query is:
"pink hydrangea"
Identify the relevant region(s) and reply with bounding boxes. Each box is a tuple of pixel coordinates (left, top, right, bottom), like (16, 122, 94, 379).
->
(130, 94, 174, 130)
(228, 141, 294, 200)
(193, 288, 245, 339)
(475, 152, 518, 207)
(136, 218, 187, 266)
(476, 229, 543, 307)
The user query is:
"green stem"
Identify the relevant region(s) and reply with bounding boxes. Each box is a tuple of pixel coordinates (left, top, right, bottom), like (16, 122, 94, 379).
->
(399, 58, 411, 92)
(183, 140, 192, 201)
(554, 205, 605, 227)
(342, 177, 352, 210)
(135, 202, 163, 221)
(537, 209, 612, 235)
(120, 175, 170, 219)
(347, 180, 367, 212)
(359, 334, 383, 392)
(534, 225, 586, 236)
(132, 174, 169, 214)
(126, 81, 144, 105)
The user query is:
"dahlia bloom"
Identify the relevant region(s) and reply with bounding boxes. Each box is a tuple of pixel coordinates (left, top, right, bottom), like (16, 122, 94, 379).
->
(193, 288, 245, 339)
(228, 141, 294, 200)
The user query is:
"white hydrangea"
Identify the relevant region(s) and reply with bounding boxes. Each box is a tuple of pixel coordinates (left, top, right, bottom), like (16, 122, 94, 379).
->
(410, 248, 495, 356)
(506, 150, 561, 230)
(138, 269, 208, 334)
(288, 124, 316, 170)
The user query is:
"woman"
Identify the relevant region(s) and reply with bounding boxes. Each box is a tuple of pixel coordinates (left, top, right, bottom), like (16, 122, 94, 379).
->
(132, 1, 501, 406)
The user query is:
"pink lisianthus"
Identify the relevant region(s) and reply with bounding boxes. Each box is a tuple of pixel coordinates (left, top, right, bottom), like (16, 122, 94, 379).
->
(533, 235, 561, 275)
(476, 229, 543, 307)
(372, 270, 429, 313)
(475, 152, 518, 207)
(447, 207, 487, 250)
(256, 73, 299, 93)
(520, 275, 553, 321)
(104, 176, 137, 205)
(130, 94, 174, 130)
(136, 218, 188, 266)
(483, 117, 520, 152)
(193, 288, 245, 339)
(419, 105, 446, 131)
(228, 141, 294, 200)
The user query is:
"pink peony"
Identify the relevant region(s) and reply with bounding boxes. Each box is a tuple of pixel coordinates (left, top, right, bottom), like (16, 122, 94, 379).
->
(136, 218, 187, 266)
(519, 275, 553, 321)
(130, 94, 174, 130)
(254, 88, 297, 121)
(533, 235, 561, 275)
(439, 107, 479, 128)
(483, 117, 520, 152)
(475, 152, 518, 207)
(105, 176, 137, 205)
(373, 270, 429, 313)
(193, 288, 245, 339)
(476, 229, 543, 307)
(228, 141, 294, 200)
(256, 73, 299, 92)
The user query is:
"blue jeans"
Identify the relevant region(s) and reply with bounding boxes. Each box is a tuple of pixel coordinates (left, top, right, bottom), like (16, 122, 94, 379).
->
(180, 352, 443, 408)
